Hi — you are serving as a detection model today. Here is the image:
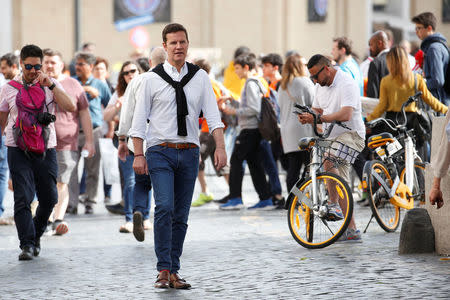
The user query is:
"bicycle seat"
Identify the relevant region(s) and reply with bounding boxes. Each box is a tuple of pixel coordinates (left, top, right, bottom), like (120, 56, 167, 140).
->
(367, 132, 395, 149)
(298, 137, 316, 150)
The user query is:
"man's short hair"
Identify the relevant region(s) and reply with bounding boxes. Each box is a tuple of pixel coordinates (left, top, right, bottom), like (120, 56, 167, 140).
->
(233, 46, 251, 60)
(42, 48, 63, 60)
(150, 46, 167, 66)
(162, 23, 189, 43)
(20, 44, 43, 61)
(261, 53, 283, 69)
(307, 54, 332, 69)
(75, 52, 96, 65)
(234, 53, 257, 70)
(136, 57, 150, 72)
(95, 57, 109, 69)
(0, 53, 19, 67)
(193, 58, 211, 74)
(333, 37, 353, 55)
(412, 12, 437, 31)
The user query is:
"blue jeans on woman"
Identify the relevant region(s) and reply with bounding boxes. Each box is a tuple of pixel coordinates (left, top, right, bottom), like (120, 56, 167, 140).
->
(260, 139, 282, 196)
(146, 144, 199, 273)
(120, 153, 152, 222)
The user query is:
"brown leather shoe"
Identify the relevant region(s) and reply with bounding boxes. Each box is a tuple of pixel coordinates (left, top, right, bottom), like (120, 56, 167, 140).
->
(154, 270, 170, 289)
(169, 273, 191, 289)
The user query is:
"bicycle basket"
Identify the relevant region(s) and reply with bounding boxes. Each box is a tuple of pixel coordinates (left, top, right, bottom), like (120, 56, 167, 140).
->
(317, 140, 360, 165)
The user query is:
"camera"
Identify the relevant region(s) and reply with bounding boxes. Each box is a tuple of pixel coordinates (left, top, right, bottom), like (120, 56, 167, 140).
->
(37, 112, 56, 126)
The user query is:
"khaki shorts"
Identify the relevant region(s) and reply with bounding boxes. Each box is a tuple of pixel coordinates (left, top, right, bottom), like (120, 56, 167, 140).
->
(56, 150, 78, 184)
(328, 131, 365, 184)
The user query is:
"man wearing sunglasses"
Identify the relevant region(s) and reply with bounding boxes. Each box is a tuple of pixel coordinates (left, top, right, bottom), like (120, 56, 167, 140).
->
(0, 44, 75, 260)
(298, 54, 365, 242)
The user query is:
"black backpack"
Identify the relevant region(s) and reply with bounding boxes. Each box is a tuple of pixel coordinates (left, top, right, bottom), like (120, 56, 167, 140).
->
(247, 79, 280, 142)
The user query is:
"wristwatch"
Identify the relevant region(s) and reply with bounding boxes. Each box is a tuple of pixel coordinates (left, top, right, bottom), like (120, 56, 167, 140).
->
(317, 113, 322, 124)
(49, 83, 56, 90)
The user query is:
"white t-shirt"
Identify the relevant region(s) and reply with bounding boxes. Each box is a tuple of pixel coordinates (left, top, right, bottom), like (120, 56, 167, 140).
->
(312, 69, 366, 139)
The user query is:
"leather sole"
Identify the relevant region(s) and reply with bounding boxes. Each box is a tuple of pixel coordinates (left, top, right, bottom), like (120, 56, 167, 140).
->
(133, 212, 145, 242)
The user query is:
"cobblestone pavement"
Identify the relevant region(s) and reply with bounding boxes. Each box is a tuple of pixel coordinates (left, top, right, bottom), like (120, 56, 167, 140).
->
(0, 174, 449, 299)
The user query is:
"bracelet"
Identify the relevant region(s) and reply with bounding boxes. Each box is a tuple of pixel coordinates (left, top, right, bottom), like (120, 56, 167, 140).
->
(135, 154, 144, 157)
(317, 114, 322, 124)
(49, 83, 56, 90)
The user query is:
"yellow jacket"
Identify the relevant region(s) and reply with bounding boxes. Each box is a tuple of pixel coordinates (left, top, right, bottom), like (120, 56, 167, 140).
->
(223, 61, 245, 100)
(367, 73, 448, 121)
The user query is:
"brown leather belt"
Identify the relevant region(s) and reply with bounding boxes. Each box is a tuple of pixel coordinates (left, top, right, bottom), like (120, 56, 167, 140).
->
(159, 142, 198, 149)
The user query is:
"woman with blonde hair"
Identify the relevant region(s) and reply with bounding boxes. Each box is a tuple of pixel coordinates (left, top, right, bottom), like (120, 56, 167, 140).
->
(278, 54, 315, 192)
(367, 46, 447, 151)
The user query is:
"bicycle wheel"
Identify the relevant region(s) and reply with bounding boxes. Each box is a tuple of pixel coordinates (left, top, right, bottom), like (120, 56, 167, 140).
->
(400, 162, 426, 205)
(287, 172, 353, 249)
(365, 160, 400, 232)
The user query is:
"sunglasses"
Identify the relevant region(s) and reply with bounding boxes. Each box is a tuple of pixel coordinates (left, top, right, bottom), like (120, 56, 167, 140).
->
(310, 66, 325, 81)
(122, 69, 137, 76)
(24, 64, 42, 71)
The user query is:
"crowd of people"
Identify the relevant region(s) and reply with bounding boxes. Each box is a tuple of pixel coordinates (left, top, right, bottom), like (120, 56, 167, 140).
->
(0, 11, 449, 289)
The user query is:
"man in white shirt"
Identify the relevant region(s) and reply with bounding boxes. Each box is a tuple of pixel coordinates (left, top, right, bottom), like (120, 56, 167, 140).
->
(130, 23, 226, 289)
(298, 54, 365, 242)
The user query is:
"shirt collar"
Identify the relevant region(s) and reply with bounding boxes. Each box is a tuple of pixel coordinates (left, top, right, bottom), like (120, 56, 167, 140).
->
(163, 60, 188, 79)
(76, 75, 94, 85)
(329, 68, 341, 88)
(377, 48, 390, 57)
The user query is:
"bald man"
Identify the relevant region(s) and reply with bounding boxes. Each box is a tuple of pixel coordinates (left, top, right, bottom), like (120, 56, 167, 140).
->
(367, 31, 390, 98)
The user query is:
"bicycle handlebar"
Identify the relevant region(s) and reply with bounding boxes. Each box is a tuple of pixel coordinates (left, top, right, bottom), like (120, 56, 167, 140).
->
(366, 91, 423, 132)
(294, 103, 352, 139)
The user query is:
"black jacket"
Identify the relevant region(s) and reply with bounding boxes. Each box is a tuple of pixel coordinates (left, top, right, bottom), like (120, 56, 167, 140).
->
(367, 51, 389, 98)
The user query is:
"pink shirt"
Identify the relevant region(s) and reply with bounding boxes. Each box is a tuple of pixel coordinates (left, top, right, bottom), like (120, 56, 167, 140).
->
(55, 77, 89, 151)
(0, 74, 63, 149)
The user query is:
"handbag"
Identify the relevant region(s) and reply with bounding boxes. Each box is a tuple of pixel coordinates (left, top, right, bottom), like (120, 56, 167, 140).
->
(413, 74, 433, 145)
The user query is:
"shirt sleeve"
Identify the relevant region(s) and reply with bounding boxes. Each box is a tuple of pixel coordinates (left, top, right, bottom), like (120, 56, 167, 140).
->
(201, 73, 224, 133)
(100, 82, 112, 108)
(424, 46, 446, 91)
(367, 61, 380, 98)
(432, 112, 450, 178)
(0, 85, 11, 112)
(129, 75, 150, 140)
(76, 82, 89, 111)
(107, 92, 118, 107)
(340, 79, 360, 109)
(118, 77, 139, 136)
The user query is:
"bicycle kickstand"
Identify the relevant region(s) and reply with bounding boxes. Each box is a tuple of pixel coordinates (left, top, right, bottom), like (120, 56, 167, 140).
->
(363, 214, 374, 234)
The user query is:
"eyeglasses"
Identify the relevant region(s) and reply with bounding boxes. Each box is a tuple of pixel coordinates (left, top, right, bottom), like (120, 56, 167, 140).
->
(310, 66, 325, 81)
(122, 69, 137, 76)
(24, 64, 42, 71)
(76, 62, 88, 67)
(415, 26, 425, 32)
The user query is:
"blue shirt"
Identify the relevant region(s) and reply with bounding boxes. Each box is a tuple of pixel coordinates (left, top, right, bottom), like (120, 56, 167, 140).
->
(339, 57, 364, 96)
(75, 75, 111, 128)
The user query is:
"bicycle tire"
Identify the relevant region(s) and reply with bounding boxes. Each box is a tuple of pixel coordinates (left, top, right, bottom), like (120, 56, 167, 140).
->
(399, 162, 426, 205)
(287, 172, 353, 249)
(365, 160, 400, 232)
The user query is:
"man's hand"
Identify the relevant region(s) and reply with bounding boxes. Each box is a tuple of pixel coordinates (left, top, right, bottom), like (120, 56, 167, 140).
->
(429, 186, 444, 209)
(84, 86, 99, 98)
(36, 71, 53, 87)
(133, 156, 148, 175)
(83, 142, 95, 158)
(214, 148, 227, 170)
(298, 112, 314, 124)
(118, 141, 129, 162)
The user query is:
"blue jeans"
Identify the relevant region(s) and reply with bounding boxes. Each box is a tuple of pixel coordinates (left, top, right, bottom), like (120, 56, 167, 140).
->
(8, 147, 58, 248)
(119, 155, 135, 222)
(134, 172, 152, 220)
(260, 140, 282, 195)
(0, 135, 8, 217)
(146, 145, 199, 273)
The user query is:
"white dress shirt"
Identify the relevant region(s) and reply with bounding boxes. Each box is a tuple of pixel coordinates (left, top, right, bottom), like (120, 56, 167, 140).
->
(129, 60, 224, 150)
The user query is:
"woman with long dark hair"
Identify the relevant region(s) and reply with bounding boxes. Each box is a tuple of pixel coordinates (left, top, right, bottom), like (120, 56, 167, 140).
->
(278, 54, 315, 192)
(104, 61, 147, 233)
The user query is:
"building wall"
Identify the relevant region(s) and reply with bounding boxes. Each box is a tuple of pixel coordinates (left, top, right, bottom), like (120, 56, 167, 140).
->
(7, 0, 450, 70)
